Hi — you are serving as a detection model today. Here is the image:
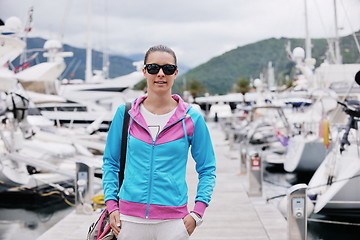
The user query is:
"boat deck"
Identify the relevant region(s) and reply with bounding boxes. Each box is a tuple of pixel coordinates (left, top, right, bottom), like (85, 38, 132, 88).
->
(37, 122, 287, 240)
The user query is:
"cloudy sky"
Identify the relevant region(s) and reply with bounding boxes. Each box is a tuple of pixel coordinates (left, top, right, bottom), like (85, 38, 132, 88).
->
(1, 0, 360, 68)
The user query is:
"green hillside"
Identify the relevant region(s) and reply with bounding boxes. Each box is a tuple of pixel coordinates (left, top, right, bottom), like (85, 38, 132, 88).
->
(175, 32, 360, 95)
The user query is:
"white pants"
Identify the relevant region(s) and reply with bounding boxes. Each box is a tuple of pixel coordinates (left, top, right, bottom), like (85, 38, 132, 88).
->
(117, 219, 190, 240)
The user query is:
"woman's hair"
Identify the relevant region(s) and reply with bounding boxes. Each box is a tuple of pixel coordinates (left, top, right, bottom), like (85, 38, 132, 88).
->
(144, 45, 177, 65)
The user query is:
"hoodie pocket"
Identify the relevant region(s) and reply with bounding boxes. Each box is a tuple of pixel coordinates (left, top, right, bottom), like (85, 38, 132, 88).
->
(152, 172, 182, 206)
(120, 171, 148, 203)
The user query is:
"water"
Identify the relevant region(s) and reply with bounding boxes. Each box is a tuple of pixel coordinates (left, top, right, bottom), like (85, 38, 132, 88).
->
(0, 177, 76, 239)
(308, 215, 360, 240)
(0, 163, 359, 239)
(0, 203, 72, 240)
(263, 163, 360, 240)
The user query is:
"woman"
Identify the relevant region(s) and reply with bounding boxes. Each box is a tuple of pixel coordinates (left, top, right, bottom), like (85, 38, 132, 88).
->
(102, 45, 216, 240)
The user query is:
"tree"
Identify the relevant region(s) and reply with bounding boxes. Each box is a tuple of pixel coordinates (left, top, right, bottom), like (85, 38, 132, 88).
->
(232, 77, 250, 94)
(133, 79, 147, 92)
(183, 79, 206, 99)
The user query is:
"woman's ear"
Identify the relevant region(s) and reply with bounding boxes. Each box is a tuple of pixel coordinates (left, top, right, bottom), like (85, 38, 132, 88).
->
(142, 67, 147, 77)
(174, 69, 179, 78)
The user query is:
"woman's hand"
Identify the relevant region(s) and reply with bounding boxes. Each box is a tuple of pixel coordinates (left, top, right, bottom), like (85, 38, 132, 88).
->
(183, 214, 196, 236)
(109, 210, 121, 237)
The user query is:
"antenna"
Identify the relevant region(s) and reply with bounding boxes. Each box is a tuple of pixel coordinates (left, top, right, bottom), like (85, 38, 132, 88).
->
(20, 6, 34, 64)
(60, 0, 73, 41)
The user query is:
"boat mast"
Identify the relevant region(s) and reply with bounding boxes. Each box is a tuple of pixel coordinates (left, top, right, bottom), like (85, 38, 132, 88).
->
(333, 0, 342, 64)
(102, 1, 110, 79)
(85, 0, 93, 82)
(301, 0, 315, 87)
(304, 0, 312, 60)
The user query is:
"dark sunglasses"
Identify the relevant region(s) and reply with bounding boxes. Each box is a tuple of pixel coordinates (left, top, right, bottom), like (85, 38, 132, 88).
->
(144, 64, 177, 75)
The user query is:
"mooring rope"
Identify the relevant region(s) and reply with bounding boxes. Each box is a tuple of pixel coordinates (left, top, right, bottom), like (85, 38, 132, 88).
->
(307, 218, 360, 226)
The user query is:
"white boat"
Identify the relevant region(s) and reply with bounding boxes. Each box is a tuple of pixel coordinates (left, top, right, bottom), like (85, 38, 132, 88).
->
(237, 105, 290, 167)
(58, 70, 144, 125)
(16, 38, 144, 130)
(0, 17, 26, 92)
(284, 134, 328, 173)
(280, 0, 344, 173)
(0, 90, 103, 190)
(16, 39, 73, 95)
(14, 38, 115, 130)
(307, 96, 360, 216)
(283, 91, 338, 173)
(0, 18, 102, 193)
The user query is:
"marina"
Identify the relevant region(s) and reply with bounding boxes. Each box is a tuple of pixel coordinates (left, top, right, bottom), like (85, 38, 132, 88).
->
(2, 122, 360, 239)
(1, 0, 360, 239)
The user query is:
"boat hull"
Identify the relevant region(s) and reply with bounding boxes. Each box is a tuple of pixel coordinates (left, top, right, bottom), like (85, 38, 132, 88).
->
(308, 142, 360, 215)
(284, 135, 328, 173)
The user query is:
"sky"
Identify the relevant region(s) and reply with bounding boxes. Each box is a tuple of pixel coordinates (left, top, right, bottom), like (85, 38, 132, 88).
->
(1, 0, 360, 68)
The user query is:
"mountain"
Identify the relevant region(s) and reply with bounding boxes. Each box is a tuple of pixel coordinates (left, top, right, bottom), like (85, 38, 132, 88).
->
(19, 34, 360, 93)
(175, 31, 360, 95)
(21, 38, 192, 80)
(22, 37, 137, 80)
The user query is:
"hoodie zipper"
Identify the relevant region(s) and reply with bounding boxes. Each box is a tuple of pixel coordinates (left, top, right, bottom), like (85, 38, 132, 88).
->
(146, 116, 187, 218)
(131, 114, 187, 218)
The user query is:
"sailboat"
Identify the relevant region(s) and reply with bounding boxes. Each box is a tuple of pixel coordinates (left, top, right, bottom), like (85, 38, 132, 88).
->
(307, 73, 360, 216)
(281, 0, 360, 174)
(283, 89, 338, 173)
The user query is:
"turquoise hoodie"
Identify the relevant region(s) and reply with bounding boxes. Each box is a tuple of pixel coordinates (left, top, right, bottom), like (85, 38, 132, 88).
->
(102, 95, 216, 219)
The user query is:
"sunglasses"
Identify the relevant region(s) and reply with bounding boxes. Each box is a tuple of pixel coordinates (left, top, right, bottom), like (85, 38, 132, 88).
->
(144, 64, 177, 75)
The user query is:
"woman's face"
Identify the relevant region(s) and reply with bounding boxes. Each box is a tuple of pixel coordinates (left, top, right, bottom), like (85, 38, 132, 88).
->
(143, 51, 178, 96)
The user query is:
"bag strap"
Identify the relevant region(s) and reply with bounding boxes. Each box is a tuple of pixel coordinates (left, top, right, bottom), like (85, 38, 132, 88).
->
(96, 210, 109, 240)
(119, 102, 131, 190)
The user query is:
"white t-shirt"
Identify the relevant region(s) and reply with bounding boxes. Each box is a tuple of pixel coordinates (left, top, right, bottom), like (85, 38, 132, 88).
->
(140, 104, 176, 141)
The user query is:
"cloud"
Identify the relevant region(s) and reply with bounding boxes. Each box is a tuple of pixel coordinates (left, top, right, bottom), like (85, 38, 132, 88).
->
(1, 0, 360, 68)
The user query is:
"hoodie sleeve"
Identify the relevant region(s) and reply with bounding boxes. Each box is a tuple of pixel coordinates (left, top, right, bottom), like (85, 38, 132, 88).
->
(102, 104, 126, 203)
(189, 110, 216, 211)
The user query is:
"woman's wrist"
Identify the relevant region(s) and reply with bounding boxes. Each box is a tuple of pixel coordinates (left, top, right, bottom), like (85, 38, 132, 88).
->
(105, 199, 119, 214)
(192, 201, 207, 217)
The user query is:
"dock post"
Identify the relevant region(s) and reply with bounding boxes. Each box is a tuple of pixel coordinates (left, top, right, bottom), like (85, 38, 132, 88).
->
(228, 129, 235, 150)
(239, 142, 247, 174)
(287, 184, 308, 240)
(248, 152, 262, 196)
(75, 161, 94, 214)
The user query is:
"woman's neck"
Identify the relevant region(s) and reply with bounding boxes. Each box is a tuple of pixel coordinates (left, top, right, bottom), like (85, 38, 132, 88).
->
(143, 93, 178, 115)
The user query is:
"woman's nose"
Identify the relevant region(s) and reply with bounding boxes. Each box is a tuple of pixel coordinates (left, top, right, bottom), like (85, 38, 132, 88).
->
(157, 68, 165, 76)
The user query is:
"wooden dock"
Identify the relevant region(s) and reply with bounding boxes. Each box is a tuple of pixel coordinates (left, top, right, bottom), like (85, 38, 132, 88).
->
(37, 122, 287, 240)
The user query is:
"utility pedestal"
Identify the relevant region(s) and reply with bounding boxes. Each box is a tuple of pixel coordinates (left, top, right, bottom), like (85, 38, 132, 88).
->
(287, 184, 308, 240)
(248, 152, 262, 197)
(75, 161, 95, 214)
